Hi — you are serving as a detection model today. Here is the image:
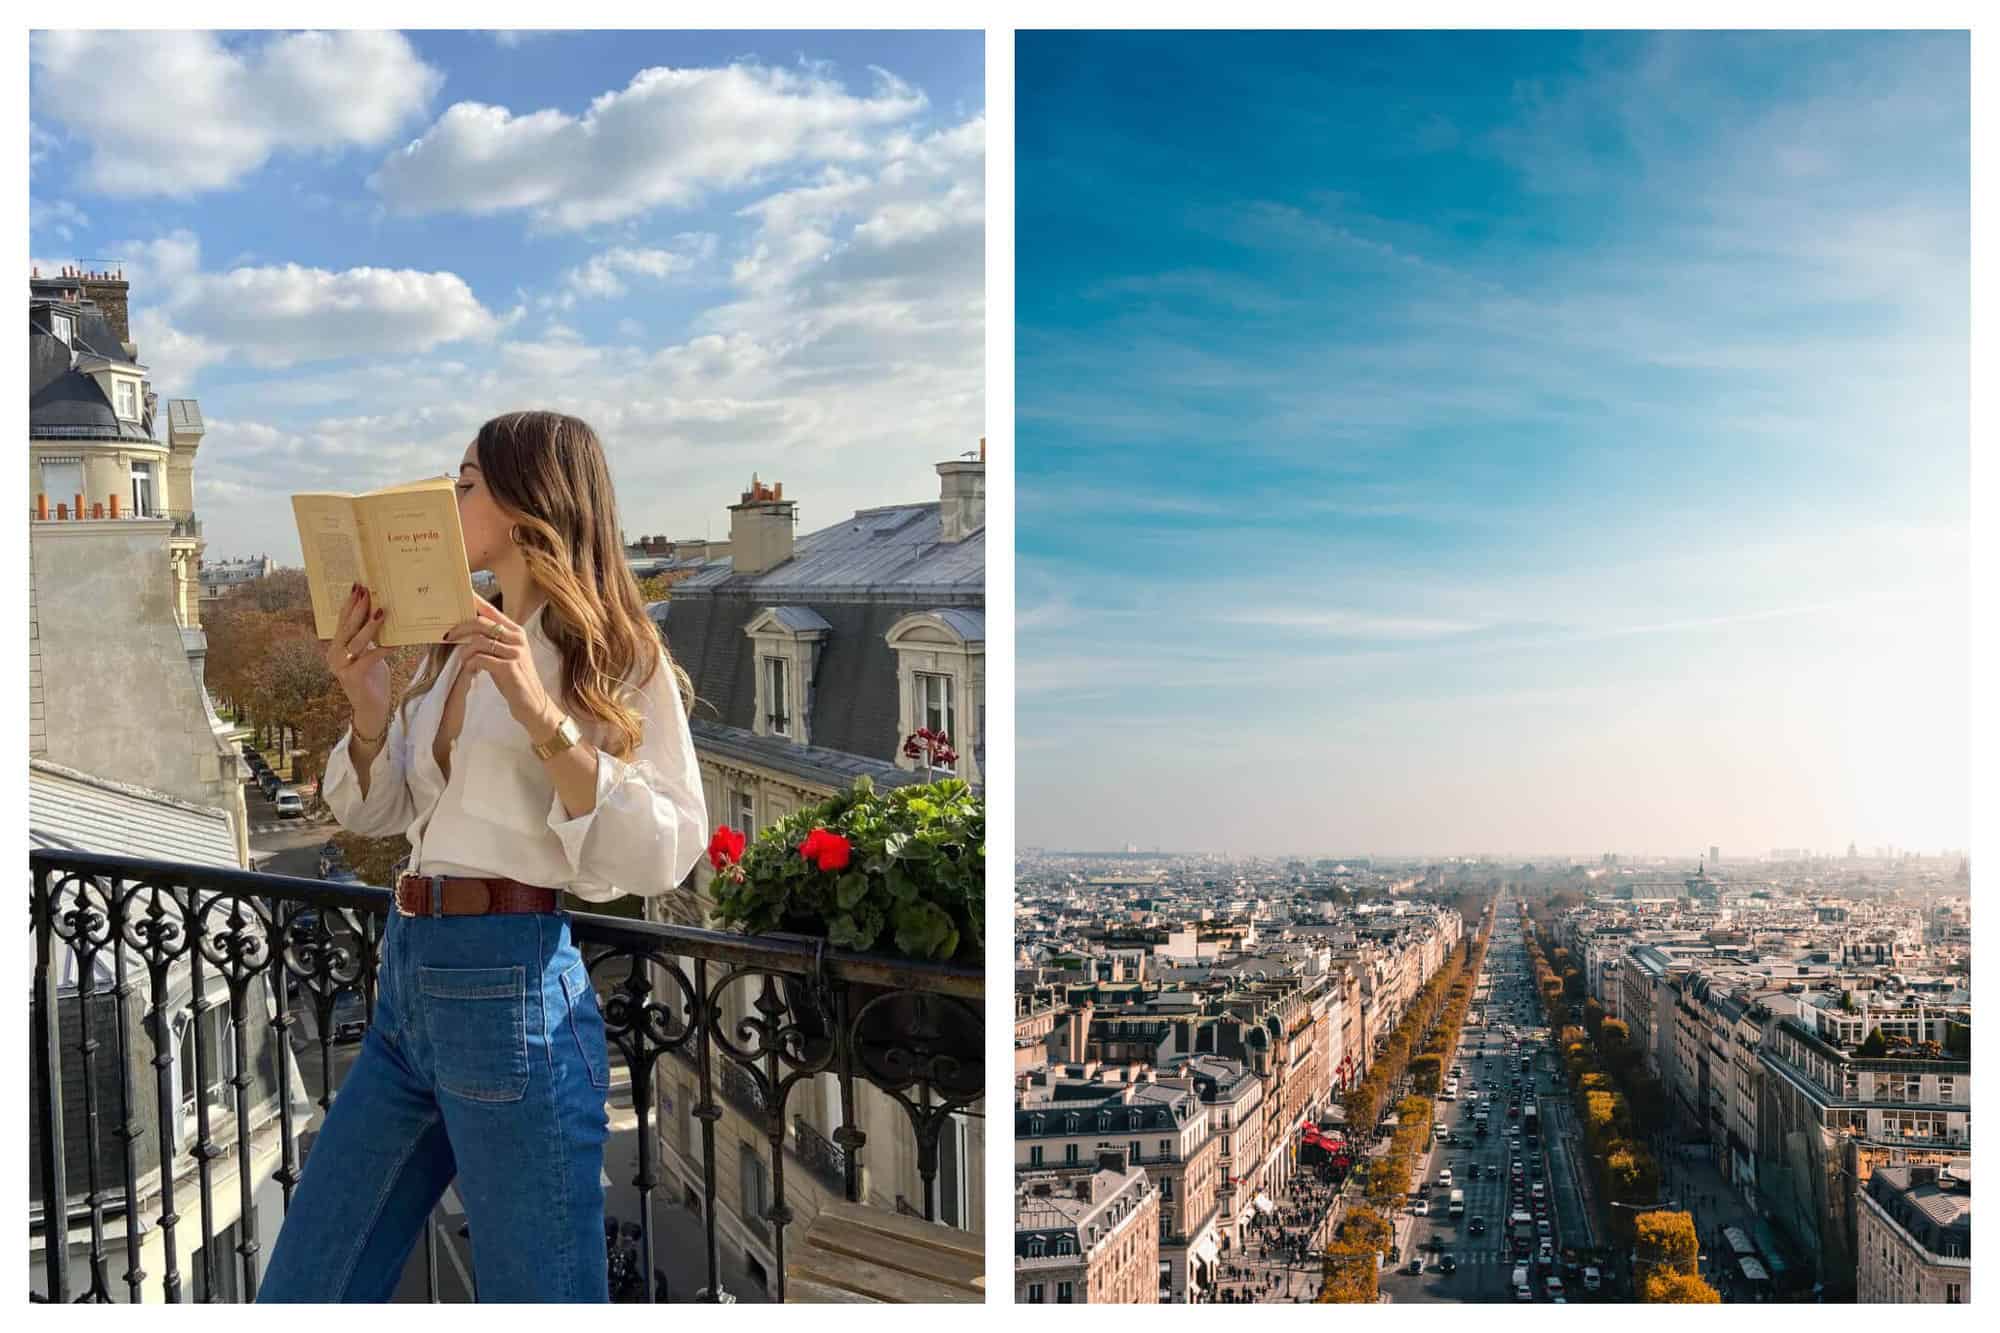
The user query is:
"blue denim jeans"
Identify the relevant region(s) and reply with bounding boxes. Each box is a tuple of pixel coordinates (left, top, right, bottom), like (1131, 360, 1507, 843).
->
(258, 906, 612, 1302)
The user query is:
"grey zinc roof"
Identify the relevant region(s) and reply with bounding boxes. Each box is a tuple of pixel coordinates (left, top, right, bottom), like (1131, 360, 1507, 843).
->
(69, 308, 142, 366)
(29, 760, 240, 869)
(168, 399, 203, 433)
(688, 718, 930, 792)
(674, 502, 983, 600)
(928, 608, 984, 643)
(29, 332, 150, 439)
(660, 496, 982, 772)
(767, 605, 833, 633)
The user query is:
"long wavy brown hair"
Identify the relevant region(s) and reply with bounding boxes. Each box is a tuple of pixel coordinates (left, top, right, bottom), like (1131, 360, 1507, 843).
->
(396, 410, 693, 758)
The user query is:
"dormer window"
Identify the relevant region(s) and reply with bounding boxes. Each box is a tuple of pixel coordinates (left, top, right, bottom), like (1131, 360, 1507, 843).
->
(744, 606, 829, 746)
(918, 672, 954, 739)
(51, 313, 72, 346)
(886, 609, 984, 784)
(764, 656, 790, 735)
(114, 377, 140, 421)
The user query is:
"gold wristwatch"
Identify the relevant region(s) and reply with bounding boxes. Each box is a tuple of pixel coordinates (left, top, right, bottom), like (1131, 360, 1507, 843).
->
(531, 713, 582, 760)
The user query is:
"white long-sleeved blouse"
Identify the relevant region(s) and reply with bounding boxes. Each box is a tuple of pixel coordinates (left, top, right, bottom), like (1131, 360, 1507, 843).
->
(321, 603, 707, 903)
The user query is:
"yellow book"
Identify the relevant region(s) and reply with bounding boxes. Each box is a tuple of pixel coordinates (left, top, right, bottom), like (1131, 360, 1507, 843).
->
(291, 475, 477, 647)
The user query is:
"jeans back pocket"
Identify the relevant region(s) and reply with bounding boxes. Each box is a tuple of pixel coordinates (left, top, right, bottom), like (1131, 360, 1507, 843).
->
(419, 964, 531, 1103)
(559, 958, 612, 1093)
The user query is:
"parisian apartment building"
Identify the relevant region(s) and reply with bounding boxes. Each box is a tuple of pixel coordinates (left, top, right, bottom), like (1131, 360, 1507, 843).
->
(1547, 861, 1970, 1301)
(29, 263, 295, 1301)
(1012, 870, 1466, 1303)
(640, 447, 986, 1298)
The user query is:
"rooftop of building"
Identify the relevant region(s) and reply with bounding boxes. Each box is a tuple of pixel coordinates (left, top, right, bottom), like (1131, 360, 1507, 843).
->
(1867, 1163, 1971, 1258)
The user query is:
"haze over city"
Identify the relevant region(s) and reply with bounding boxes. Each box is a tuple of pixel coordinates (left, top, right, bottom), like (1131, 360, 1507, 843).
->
(1016, 31, 1968, 859)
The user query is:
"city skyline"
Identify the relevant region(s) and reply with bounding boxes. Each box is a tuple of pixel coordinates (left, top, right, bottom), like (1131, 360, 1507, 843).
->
(1019, 844, 1967, 860)
(29, 29, 984, 563)
(1016, 30, 1969, 859)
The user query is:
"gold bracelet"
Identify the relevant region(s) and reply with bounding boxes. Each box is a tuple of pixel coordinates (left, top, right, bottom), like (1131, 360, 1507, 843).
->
(351, 716, 388, 746)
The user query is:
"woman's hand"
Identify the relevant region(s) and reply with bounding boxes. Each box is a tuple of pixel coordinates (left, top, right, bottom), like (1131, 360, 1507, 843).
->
(444, 594, 559, 740)
(325, 583, 393, 733)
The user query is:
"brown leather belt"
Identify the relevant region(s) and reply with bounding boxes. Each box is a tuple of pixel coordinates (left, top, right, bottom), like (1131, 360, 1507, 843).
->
(394, 872, 559, 918)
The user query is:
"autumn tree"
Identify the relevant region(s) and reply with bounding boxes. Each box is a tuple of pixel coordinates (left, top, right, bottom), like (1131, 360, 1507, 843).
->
(1643, 1270, 1722, 1303)
(241, 567, 314, 613)
(1320, 1240, 1378, 1303)
(330, 830, 413, 886)
(1604, 1142, 1660, 1207)
(1598, 1018, 1632, 1066)
(1633, 1210, 1699, 1281)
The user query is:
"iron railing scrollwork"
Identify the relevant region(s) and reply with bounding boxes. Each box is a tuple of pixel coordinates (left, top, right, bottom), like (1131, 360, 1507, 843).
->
(28, 850, 983, 1304)
(792, 1116, 849, 1193)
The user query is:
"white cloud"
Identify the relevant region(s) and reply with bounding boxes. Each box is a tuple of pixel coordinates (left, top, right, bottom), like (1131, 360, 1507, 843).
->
(550, 234, 717, 309)
(368, 62, 927, 231)
(53, 64, 985, 573)
(487, 30, 554, 48)
(29, 119, 59, 174)
(95, 228, 507, 378)
(34, 199, 90, 243)
(1217, 608, 1488, 639)
(30, 30, 443, 196)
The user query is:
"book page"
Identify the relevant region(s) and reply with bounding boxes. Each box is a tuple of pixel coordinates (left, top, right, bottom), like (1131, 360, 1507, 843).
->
(290, 494, 366, 639)
(356, 478, 477, 647)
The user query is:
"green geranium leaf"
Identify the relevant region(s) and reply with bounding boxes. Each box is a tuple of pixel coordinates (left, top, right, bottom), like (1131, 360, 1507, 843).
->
(827, 912, 865, 949)
(893, 900, 953, 959)
(835, 873, 868, 910)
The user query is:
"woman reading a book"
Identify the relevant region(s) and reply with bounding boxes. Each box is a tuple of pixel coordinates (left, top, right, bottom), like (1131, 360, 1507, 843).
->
(259, 410, 706, 1303)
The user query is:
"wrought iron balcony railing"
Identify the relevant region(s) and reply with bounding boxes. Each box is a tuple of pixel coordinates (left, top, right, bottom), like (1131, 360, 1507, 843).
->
(791, 1116, 850, 1193)
(29, 850, 984, 1304)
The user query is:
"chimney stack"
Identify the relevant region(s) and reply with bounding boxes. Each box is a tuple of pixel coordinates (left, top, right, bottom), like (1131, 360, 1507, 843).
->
(728, 473, 796, 576)
(1065, 1002, 1094, 1063)
(76, 268, 132, 353)
(936, 440, 985, 543)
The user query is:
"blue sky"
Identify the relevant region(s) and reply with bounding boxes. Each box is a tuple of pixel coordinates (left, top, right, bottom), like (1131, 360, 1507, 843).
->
(1017, 31, 1968, 858)
(30, 29, 983, 560)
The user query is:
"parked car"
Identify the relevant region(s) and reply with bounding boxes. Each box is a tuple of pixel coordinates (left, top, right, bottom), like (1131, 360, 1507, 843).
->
(274, 788, 305, 818)
(1405, 1254, 1424, 1275)
(1582, 1266, 1601, 1293)
(1412, 1198, 1429, 1216)
(258, 771, 282, 798)
(330, 988, 368, 1043)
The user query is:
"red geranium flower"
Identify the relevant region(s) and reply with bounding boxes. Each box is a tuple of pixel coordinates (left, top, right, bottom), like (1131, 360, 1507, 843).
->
(798, 827, 852, 873)
(707, 825, 746, 870)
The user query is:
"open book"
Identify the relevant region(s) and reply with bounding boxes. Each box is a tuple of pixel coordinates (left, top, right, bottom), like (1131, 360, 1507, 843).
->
(292, 476, 478, 647)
